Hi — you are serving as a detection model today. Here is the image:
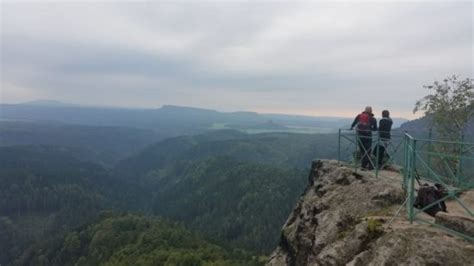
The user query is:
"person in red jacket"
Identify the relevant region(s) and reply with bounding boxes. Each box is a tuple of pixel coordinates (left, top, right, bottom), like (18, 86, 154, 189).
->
(350, 106, 377, 169)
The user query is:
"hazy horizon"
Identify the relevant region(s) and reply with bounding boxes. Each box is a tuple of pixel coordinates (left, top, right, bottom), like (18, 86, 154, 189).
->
(1, 1, 472, 119)
(3, 98, 417, 120)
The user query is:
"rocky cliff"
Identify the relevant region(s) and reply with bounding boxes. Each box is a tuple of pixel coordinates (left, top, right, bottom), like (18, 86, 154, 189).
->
(267, 160, 474, 265)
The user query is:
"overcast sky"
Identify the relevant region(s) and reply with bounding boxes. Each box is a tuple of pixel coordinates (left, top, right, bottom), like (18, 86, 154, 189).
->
(1, 1, 472, 118)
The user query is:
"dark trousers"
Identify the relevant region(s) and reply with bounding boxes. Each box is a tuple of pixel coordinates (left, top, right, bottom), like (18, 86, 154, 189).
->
(377, 144, 386, 167)
(357, 134, 372, 169)
(375, 141, 388, 167)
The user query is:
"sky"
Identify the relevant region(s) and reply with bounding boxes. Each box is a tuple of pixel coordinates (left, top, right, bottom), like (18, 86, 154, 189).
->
(1, 1, 472, 118)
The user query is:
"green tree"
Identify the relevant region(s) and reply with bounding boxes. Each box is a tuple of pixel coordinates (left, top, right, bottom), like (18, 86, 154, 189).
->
(413, 75, 473, 182)
(414, 75, 473, 141)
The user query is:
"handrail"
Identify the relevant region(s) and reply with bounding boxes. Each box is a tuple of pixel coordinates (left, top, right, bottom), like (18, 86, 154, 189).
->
(404, 133, 415, 140)
(407, 138, 473, 146)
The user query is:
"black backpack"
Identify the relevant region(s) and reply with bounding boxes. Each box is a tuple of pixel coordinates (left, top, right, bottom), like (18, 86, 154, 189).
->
(414, 184, 447, 217)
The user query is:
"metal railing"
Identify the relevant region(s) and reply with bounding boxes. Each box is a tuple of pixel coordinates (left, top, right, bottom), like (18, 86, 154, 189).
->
(338, 129, 474, 241)
(404, 133, 473, 241)
(337, 129, 405, 179)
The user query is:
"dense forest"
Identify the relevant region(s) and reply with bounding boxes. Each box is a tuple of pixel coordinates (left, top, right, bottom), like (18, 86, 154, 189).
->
(0, 126, 341, 265)
(0, 146, 151, 264)
(15, 212, 262, 266)
(146, 157, 306, 252)
(114, 131, 340, 252)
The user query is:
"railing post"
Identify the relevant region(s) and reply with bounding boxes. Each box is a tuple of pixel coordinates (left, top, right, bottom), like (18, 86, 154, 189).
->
(428, 129, 433, 180)
(408, 139, 417, 223)
(375, 134, 380, 178)
(457, 134, 464, 185)
(403, 133, 408, 191)
(338, 129, 341, 161)
(354, 134, 359, 170)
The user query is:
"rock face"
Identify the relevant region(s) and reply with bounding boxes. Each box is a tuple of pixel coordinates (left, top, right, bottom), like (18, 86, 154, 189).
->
(435, 212, 474, 237)
(267, 160, 474, 266)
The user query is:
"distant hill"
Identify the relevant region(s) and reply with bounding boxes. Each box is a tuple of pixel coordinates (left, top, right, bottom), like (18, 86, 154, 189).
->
(21, 99, 79, 107)
(400, 115, 474, 139)
(1, 100, 407, 134)
(0, 102, 265, 132)
(0, 121, 164, 166)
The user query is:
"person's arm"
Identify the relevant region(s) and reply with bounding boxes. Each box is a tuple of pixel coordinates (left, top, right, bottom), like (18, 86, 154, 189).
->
(371, 118, 378, 131)
(379, 119, 386, 132)
(350, 115, 359, 129)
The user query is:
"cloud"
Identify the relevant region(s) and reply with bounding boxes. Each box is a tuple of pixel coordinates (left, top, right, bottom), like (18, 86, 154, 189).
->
(1, 1, 472, 118)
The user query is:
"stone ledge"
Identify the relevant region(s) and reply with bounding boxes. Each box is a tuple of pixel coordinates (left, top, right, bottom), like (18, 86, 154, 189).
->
(435, 211, 474, 237)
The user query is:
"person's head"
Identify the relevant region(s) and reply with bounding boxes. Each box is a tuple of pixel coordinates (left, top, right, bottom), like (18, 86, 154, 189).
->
(364, 106, 372, 113)
(382, 110, 390, 118)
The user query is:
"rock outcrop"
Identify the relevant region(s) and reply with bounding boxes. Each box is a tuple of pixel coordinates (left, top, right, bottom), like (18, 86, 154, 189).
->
(435, 212, 474, 237)
(267, 160, 474, 266)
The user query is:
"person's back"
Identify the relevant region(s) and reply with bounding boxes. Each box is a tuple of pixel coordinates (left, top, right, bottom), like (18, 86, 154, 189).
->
(378, 110, 393, 139)
(351, 106, 377, 169)
(351, 107, 377, 136)
(374, 110, 393, 169)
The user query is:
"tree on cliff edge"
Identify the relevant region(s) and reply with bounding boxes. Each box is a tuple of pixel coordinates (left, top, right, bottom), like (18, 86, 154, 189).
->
(413, 75, 473, 181)
(414, 75, 473, 141)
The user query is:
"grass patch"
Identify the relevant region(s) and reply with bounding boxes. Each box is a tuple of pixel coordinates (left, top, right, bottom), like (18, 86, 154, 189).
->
(366, 218, 384, 239)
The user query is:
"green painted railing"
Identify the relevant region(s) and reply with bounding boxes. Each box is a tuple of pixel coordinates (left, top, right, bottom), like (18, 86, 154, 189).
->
(404, 133, 473, 241)
(338, 129, 474, 242)
(337, 129, 406, 177)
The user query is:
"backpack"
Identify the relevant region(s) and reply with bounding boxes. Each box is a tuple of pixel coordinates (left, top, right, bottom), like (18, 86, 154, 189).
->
(357, 112, 371, 132)
(413, 184, 447, 217)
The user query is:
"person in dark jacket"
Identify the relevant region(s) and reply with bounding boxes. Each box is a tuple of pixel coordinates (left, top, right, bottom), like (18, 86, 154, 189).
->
(350, 106, 377, 169)
(375, 110, 393, 168)
(378, 110, 393, 140)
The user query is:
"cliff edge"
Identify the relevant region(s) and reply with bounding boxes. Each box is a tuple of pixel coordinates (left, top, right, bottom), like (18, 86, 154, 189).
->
(267, 160, 474, 266)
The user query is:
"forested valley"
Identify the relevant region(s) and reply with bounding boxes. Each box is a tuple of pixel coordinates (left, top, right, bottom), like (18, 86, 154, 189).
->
(0, 106, 344, 265)
(1, 102, 452, 265)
